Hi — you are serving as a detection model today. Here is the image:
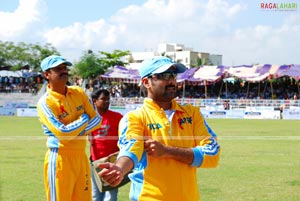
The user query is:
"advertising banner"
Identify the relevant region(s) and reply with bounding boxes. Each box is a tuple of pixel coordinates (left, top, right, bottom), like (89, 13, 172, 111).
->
(3, 102, 29, 109)
(16, 108, 38, 117)
(0, 108, 16, 116)
(282, 107, 300, 119)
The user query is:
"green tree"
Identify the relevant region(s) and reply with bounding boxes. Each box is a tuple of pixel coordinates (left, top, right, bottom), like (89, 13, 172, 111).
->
(98, 49, 130, 68)
(73, 50, 102, 79)
(28, 43, 59, 71)
(0, 41, 59, 71)
(73, 49, 130, 79)
(196, 58, 202, 66)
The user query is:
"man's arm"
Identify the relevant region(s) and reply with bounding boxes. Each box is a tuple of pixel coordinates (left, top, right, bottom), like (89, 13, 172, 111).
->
(81, 90, 102, 134)
(98, 156, 134, 187)
(144, 136, 220, 168)
(144, 111, 221, 168)
(37, 99, 90, 139)
(144, 139, 194, 165)
(193, 114, 220, 168)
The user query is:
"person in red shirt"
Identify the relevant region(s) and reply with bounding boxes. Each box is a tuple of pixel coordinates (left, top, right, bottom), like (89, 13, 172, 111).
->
(90, 89, 123, 201)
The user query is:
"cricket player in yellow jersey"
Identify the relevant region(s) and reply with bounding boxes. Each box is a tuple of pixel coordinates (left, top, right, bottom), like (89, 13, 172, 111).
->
(98, 56, 221, 201)
(37, 55, 101, 201)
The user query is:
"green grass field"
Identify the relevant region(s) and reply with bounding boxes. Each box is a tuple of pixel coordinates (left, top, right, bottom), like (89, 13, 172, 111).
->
(0, 117, 299, 201)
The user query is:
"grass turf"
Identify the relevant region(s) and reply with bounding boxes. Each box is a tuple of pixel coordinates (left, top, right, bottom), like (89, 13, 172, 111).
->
(0, 117, 299, 200)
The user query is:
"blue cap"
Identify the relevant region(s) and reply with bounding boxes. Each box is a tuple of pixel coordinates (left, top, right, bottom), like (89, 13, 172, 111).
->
(41, 55, 72, 72)
(139, 56, 186, 78)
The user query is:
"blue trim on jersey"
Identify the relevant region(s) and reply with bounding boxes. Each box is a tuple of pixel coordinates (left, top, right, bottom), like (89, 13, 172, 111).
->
(117, 151, 139, 168)
(191, 147, 203, 167)
(118, 119, 148, 201)
(38, 96, 90, 134)
(201, 115, 220, 156)
(49, 148, 58, 201)
(203, 118, 217, 137)
(47, 136, 59, 148)
(85, 114, 101, 132)
(202, 137, 220, 156)
(129, 169, 144, 201)
(126, 151, 148, 201)
(42, 125, 60, 148)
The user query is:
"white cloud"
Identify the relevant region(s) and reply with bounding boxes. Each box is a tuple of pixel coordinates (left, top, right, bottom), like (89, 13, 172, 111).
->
(43, 20, 106, 48)
(201, 0, 246, 26)
(0, 0, 46, 40)
(1, 0, 299, 65)
(219, 12, 300, 65)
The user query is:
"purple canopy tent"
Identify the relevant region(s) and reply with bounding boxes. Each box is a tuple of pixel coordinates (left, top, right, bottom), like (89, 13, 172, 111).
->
(226, 64, 273, 82)
(225, 64, 276, 98)
(193, 65, 226, 82)
(276, 64, 300, 94)
(177, 67, 200, 97)
(193, 65, 226, 98)
(272, 65, 290, 79)
(99, 65, 140, 84)
(276, 64, 300, 81)
(98, 64, 300, 98)
(177, 67, 200, 82)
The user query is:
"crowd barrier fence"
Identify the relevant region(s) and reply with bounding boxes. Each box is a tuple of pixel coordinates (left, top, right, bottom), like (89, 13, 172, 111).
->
(1, 96, 299, 119)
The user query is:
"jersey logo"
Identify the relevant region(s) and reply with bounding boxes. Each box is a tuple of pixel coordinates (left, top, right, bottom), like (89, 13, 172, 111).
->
(58, 104, 68, 120)
(76, 105, 83, 111)
(147, 123, 162, 130)
(178, 117, 192, 129)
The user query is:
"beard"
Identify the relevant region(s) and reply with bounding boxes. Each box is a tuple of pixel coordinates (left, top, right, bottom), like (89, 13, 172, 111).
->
(149, 79, 178, 101)
(164, 85, 177, 99)
(151, 84, 177, 101)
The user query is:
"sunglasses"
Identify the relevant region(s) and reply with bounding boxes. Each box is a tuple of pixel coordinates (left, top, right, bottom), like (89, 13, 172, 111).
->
(148, 72, 177, 81)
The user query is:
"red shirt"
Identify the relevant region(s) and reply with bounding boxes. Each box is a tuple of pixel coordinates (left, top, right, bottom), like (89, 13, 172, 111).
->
(90, 110, 123, 161)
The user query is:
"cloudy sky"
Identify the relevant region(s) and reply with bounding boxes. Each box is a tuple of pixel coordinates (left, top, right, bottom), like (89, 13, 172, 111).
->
(0, 0, 299, 66)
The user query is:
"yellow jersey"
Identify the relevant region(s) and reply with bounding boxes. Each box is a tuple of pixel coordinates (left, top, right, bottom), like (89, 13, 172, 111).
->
(37, 85, 101, 150)
(118, 98, 221, 201)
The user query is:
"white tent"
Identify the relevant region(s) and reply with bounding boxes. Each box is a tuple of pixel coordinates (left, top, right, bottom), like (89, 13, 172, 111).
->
(0, 70, 22, 77)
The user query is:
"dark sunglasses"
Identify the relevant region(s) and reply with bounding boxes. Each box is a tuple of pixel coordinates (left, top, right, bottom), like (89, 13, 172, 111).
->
(148, 72, 177, 81)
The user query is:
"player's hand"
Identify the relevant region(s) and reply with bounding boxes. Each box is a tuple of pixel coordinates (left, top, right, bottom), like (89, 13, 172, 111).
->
(144, 139, 166, 157)
(98, 162, 123, 187)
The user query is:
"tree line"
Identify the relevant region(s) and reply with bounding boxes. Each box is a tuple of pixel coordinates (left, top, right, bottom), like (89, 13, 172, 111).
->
(0, 41, 130, 79)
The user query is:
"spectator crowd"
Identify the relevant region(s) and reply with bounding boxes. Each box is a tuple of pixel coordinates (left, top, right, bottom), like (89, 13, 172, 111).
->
(80, 77, 299, 101)
(1, 74, 299, 101)
(0, 75, 42, 94)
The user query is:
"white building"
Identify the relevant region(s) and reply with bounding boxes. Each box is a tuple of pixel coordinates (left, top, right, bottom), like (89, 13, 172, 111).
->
(125, 43, 222, 69)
